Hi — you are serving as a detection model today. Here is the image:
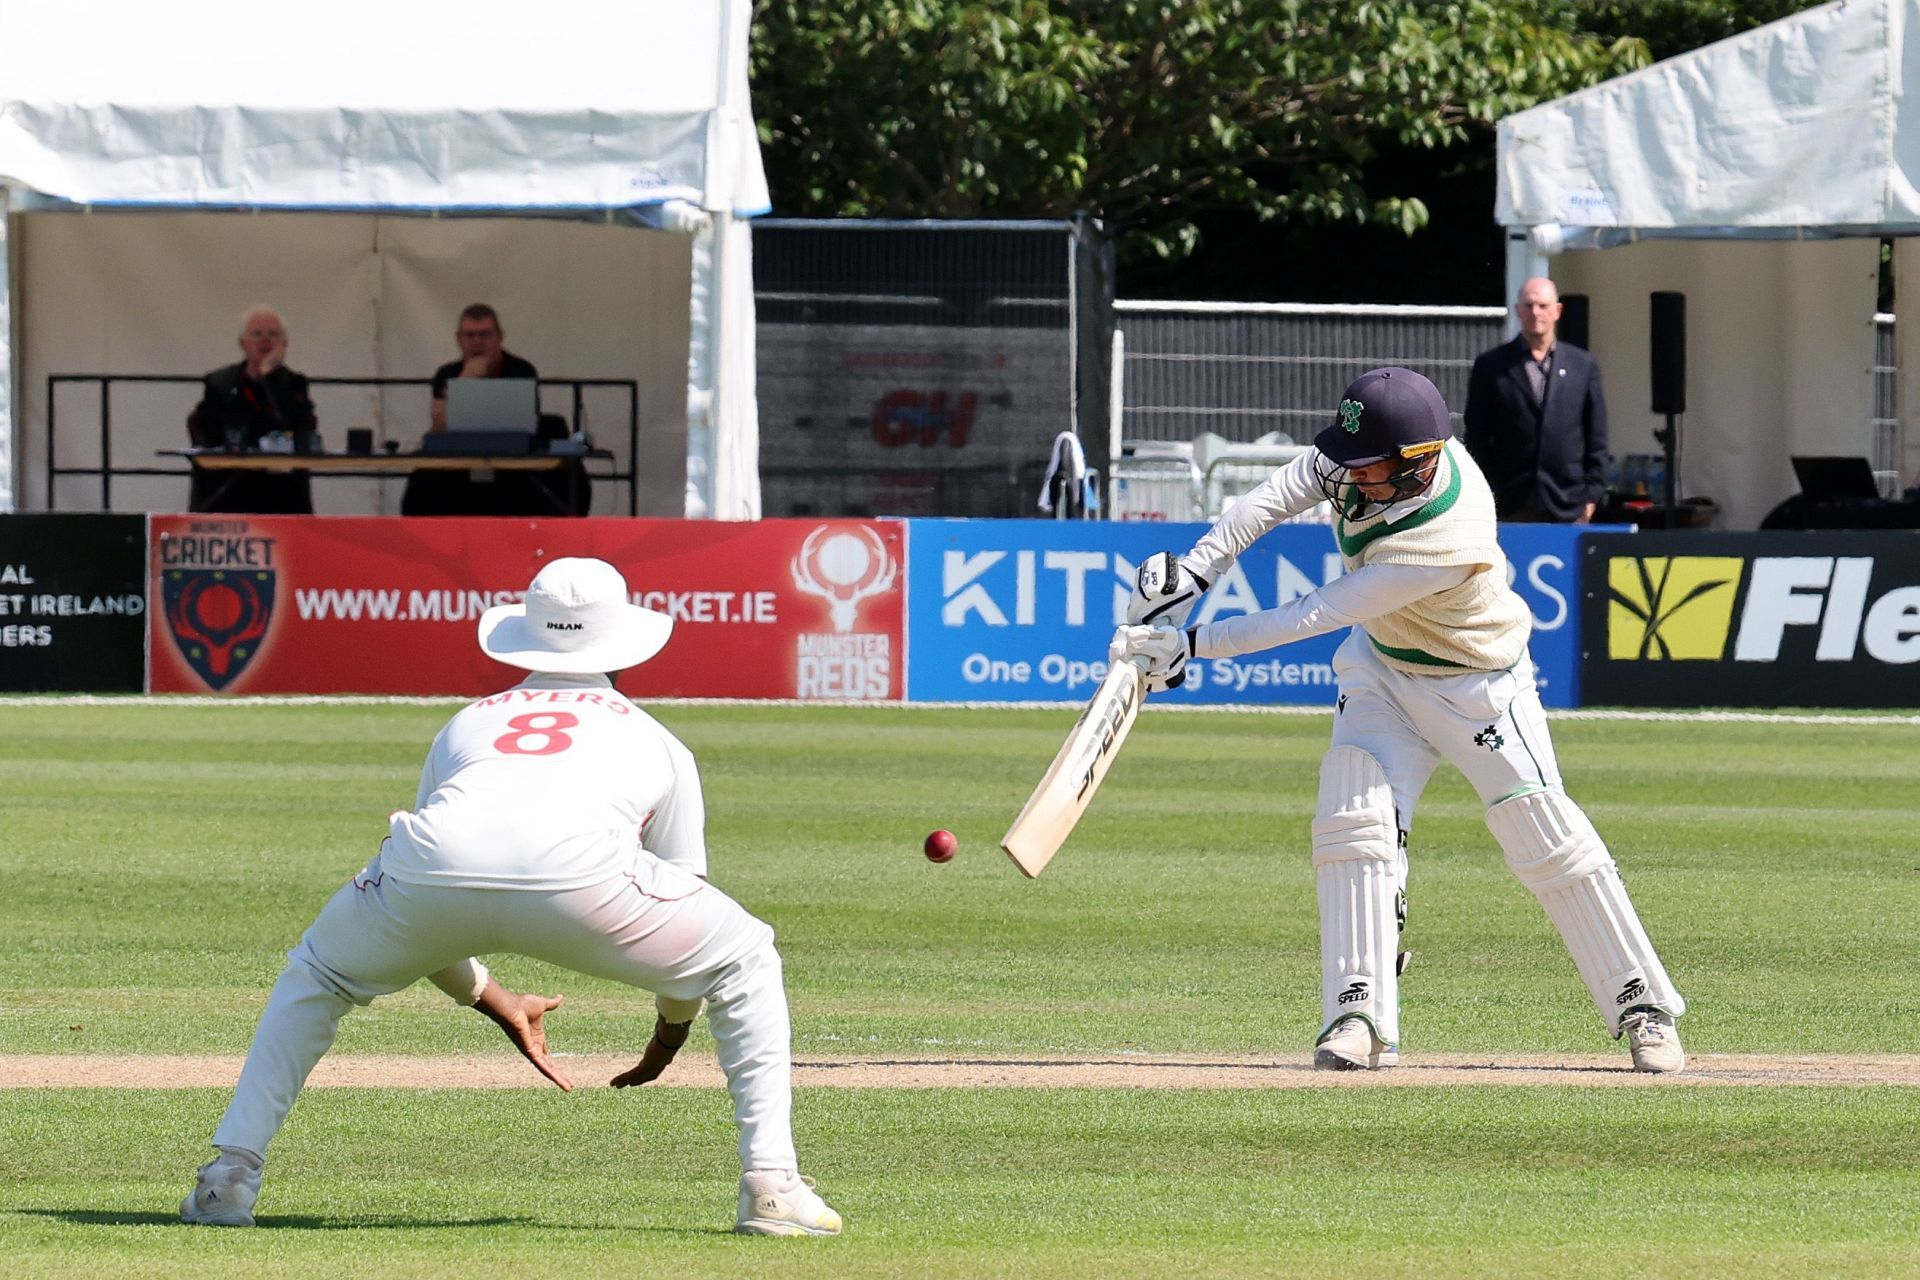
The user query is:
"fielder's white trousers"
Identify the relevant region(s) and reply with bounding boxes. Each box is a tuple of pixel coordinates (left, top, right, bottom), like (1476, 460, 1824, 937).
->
(212, 853, 798, 1172)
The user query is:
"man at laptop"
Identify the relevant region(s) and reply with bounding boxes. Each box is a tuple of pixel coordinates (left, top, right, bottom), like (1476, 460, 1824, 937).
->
(428, 303, 540, 434)
(407, 303, 587, 516)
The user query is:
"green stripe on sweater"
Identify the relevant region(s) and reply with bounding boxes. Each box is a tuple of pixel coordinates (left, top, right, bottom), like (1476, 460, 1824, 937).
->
(1335, 443, 1464, 557)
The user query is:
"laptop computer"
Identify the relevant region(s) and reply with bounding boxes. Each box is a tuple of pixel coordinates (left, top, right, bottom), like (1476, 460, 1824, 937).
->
(447, 378, 539, 433)
(1790, 455, 1882, 502)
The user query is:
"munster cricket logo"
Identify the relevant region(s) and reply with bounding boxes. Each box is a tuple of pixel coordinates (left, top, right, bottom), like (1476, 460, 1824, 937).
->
(163, 568, 276, 689)
(791, 524, 897, 633)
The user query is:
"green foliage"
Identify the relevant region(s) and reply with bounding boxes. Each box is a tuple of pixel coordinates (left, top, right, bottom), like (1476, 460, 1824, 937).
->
(749, 1, 1649, 258)
(1581, 0, 1829, 62)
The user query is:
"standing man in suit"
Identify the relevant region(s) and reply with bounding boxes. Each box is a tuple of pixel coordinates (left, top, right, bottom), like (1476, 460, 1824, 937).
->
(1464, 277, 1609, 523)
(187, 306, 317, 514)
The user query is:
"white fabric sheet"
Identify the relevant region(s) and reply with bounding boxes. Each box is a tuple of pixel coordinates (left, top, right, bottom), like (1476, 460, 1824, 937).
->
(0, 0, 768, 216)
(1498, 0, 1916, 233)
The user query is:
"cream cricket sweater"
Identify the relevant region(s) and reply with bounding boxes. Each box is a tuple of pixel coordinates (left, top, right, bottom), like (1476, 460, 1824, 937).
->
(1334, 443, 1531, 673)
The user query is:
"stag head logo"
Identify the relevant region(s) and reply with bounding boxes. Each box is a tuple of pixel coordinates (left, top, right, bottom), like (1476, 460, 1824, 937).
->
(162, 568, 275, 690)
(791, 525, 896, 633)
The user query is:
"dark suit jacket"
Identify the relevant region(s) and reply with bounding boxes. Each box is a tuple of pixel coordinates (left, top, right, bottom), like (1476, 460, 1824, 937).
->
(185, 363, 317, 513)
(189, 363, 317, 448)
(1463, 337, 1609, 521)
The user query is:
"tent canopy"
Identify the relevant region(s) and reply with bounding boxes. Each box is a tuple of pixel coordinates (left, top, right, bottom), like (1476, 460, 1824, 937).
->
(1498, 0, 1913, 243)
(0, 0, 767, 215)
(1492, 0, 1910, 530)
(0, 0, 766, 517)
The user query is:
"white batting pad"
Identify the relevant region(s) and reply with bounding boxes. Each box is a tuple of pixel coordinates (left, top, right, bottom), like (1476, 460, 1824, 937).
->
(1487, 789, 1685, 1034)
(1312, 746, 1403, 1045)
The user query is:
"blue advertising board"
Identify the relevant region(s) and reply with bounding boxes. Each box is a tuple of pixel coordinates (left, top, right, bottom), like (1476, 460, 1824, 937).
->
(904, 519, 1600, 707)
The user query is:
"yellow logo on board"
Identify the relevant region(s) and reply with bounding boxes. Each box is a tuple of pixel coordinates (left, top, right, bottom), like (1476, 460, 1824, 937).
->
(1607, 557, 1744, 660)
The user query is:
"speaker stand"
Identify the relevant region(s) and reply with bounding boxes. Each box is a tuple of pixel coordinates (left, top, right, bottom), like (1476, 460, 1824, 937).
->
(1652, 412, 1680, 522)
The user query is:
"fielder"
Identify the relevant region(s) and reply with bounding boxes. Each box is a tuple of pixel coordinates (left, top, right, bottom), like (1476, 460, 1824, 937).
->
(181, 557, 842, 1235)
(1113, 367, 1686, 1073)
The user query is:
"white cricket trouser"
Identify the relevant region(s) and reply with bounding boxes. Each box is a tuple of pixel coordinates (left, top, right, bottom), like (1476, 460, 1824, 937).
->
(212, 853, 797, 1172)
(1329, 631, 1561, 818)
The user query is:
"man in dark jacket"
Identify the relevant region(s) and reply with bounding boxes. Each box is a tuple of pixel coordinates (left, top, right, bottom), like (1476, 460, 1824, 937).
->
(187, 306, 317, 514)
(1463, 277, 1609, 522)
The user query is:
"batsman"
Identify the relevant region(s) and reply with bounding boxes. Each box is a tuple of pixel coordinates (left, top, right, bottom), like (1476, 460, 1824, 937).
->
(1113, 367, 1685, 1073)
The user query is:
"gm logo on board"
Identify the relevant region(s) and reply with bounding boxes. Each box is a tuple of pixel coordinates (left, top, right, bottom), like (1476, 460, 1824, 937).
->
(1607, 555, 1920, 664)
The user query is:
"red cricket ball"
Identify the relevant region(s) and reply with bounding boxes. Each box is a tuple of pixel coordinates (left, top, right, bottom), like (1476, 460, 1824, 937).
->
(923, 829, 958, 863)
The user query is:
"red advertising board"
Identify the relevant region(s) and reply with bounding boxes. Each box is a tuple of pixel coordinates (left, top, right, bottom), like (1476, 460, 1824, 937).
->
(149, 516, 906, 699)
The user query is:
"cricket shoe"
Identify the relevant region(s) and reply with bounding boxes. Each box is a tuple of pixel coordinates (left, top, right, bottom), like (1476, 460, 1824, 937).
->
(1314, 1015, 1399, 1071)
(180, 1148, 262, 1226)
(1621, 1008, 1685, 1074)
(735, 1169, 843, 1236)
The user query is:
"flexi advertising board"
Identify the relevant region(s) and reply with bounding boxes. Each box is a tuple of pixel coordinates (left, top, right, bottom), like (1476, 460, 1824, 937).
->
(1581, 532, 1920, 707)
(906, 520, 1591, 706)
(0, 513, 147, 692)
(148, 516, 905, 699)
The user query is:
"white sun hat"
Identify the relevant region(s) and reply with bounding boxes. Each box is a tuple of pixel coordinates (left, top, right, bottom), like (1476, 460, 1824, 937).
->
(478, 558, 673, 673)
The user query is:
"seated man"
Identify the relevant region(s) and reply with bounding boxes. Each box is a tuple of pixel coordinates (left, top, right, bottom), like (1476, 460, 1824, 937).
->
(405, 303, 586, 516)
(186, 307, 317, 514)
(426, 303, 540, 434)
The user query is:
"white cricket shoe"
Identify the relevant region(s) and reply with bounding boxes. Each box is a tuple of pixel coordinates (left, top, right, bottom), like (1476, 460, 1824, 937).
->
(1622, 1009, 1685, 1074)
(1313, 1015, 1399, 1071)
(735, 1169, 843, 1236)
(180, 1148, 262, 1227)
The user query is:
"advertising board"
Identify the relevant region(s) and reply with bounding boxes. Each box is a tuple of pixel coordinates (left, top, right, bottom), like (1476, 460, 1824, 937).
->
(148, 516, 906, 699)
(906, 520, 1590, 707)
(1582, 532, 1920, 707)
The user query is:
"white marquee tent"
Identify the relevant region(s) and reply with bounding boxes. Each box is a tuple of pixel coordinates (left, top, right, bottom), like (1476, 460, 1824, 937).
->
(0, 0, 769, 518)
(1496, 0, 1917, 528)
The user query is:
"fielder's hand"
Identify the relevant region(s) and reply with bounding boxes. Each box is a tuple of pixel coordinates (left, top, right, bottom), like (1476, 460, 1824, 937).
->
(609, 1015, 693, 1087)
(1127, 552, 1208, 628)
(1109, 622, 1195, 692)
(473, 979, 573, 1092)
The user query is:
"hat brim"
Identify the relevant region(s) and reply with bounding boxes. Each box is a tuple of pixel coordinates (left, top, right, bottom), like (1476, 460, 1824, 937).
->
(1313, 421, 1389, 468)
(476, 601, 674, 673)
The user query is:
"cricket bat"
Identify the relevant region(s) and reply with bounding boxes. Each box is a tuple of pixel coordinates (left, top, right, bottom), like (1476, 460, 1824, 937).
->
(1001, 658, 1146, 878)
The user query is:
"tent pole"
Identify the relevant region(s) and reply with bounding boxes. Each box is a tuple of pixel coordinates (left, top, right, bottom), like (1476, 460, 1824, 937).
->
(709, 209, 733, 518)
(0, 186, 13, 513)
(1503, 228, 1548, 340)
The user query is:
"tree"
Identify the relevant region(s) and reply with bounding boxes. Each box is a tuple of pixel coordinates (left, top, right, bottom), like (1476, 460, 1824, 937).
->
(750, 1, 1649, 263)
(1580, 0, 1826, 62)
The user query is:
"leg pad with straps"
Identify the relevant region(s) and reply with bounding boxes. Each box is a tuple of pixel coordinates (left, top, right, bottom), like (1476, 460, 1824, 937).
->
(1312, 746, 1403, 1049)
(1487, 789, 1685, 1035)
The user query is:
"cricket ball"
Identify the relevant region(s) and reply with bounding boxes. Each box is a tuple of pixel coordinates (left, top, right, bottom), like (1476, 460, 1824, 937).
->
(923, 829, 958, 863)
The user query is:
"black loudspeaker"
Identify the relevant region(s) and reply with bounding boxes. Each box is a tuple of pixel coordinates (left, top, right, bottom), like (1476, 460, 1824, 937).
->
(1650, 291, 1686, 414)
(1558, 293, 1589, 351)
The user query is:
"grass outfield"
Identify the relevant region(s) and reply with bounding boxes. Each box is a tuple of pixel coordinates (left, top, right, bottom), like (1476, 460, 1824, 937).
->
(3, 700, 1918, 1276)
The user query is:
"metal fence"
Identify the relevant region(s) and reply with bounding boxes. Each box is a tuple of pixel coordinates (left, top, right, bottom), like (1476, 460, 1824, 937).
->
(1110, 301, 1503, 519)
(1114, 303, 1906, 513)
(1873, 313, 1899, 495)
(1114, 300, 1506, 448)
(754, 218, 1111, 519)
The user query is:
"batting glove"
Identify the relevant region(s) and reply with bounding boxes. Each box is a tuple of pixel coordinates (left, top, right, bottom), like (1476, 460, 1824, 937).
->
(1127, 552, 1209, 628)
(1109, 623, 1196, 692)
